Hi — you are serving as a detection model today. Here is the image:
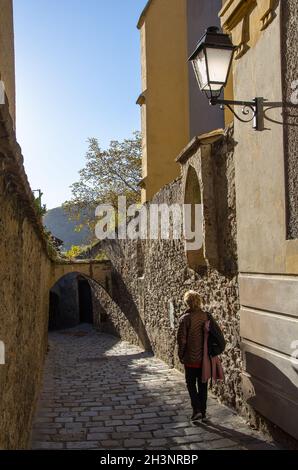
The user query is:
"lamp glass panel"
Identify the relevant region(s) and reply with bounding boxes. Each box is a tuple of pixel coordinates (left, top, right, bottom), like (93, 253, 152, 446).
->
(192, 49, 208, 90)
(205, 47, 233, 85)
(207, 83, 222, 92)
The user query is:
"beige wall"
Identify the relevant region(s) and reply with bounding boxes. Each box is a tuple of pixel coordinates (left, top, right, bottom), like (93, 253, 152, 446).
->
(233, 16, 285, 275)
(0, 0, 15, 127)
(220, 0, 298, 440)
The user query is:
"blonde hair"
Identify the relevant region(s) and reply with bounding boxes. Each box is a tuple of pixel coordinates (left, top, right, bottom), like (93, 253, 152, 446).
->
(184, 290, 201, 311)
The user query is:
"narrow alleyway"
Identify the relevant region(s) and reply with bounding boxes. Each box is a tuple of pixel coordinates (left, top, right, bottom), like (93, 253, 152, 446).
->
(31, 325, 278, 450)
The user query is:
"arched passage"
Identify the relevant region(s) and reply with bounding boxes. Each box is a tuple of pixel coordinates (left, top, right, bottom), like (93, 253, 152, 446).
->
(48, 272, 110, 330)
(52, 260, 112, 288)
(184, 165, 205, 271)
(78, 276, 93, 324)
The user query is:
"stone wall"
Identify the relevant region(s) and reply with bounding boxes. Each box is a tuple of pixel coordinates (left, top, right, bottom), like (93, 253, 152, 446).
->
(0, 98, 112, 448)
(0, 193, 53, 449)
(90, 127, 244, 413)
(0, 102, 54, 448)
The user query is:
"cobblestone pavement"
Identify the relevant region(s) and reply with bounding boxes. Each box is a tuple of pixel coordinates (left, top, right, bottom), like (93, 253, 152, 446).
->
(31, 324, 279, 450)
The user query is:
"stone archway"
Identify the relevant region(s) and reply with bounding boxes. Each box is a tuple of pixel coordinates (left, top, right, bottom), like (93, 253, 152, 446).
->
(52, 259, 112, 288)
(48, 269, 111, 330)
(48, 260, 112, 329)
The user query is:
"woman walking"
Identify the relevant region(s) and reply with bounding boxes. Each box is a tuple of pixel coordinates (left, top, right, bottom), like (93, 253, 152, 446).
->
(177, 290, 225, 422)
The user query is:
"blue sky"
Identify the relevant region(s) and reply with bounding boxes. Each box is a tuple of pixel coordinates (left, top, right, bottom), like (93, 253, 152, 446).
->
(13, 0, 146, 209)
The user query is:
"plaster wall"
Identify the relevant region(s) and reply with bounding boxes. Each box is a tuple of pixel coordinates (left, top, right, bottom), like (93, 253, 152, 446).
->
(138, 0, 190, 202)
(224, 1, 298, 440)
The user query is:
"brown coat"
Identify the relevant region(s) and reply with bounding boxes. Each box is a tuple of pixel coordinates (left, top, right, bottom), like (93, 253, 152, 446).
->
(177, 309, 208, 365)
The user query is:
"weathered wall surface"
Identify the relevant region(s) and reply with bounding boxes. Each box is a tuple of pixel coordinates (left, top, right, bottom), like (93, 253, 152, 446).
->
(89, 129, 243, 412)
(0, 99, 111, 448)
(0, 189, 53, 449)
(220, 0, 298, 443)
(0, 103, 54, 448)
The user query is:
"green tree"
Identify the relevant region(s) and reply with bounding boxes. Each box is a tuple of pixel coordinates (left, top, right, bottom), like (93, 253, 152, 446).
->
(64, 245, 84, 260)
(33, 190, 47, 217)
(63, 131, 142, 231)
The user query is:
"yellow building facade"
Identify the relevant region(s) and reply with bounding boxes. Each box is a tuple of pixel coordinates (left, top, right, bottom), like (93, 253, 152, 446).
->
(0, 0, 15, 127)
(137, 0, 223, 202)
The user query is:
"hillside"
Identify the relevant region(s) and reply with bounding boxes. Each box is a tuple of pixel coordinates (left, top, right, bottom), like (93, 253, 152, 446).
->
(43, 207, 94, 251)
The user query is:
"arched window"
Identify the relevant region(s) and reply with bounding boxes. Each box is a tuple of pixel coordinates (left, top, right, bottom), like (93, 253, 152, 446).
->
(184, 165, 205, 271)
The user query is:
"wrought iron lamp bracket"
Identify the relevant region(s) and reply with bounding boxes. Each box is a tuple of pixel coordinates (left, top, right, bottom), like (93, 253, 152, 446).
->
(210, 97, 265, 131)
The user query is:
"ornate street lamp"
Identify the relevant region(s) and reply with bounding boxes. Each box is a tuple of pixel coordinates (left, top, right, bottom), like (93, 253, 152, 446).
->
(189, 26, 265, 131)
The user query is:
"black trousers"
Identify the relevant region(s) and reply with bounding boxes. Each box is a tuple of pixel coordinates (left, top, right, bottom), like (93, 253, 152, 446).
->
(185, 366, 208, 414)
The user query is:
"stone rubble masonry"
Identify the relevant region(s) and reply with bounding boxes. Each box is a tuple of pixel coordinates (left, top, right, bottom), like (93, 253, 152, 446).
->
(0, 101, 55, 449)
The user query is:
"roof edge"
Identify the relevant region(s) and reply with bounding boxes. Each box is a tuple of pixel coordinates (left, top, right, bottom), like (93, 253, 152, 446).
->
(176, 129, 224, 164)
(137, 0, 154, 29)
